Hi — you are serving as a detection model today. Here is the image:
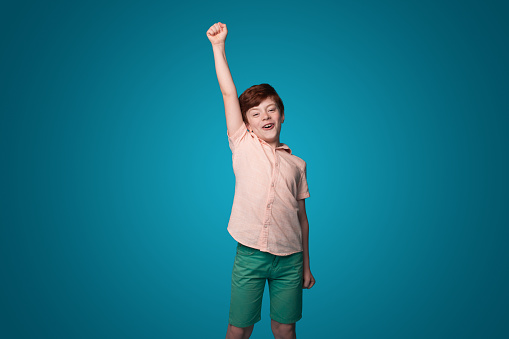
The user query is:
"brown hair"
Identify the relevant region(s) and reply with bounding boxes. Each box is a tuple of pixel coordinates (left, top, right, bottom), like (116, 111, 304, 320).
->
(239, 84, 284, 123)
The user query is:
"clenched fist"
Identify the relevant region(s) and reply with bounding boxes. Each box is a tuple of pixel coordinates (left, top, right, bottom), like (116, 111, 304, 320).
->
(206, 22, 228, 45)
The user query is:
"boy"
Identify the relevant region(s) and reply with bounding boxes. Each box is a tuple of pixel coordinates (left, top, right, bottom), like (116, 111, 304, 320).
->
(206, 22, 315, 339)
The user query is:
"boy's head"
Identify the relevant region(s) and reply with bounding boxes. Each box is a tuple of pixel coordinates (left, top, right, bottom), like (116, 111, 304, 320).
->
(239, 84, 285, 147)
(239, 84, 284, 122)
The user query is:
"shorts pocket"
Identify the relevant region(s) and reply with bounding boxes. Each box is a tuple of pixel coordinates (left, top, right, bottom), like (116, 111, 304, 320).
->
(291, 252, 304, 273)
(237, 243, 257, 255)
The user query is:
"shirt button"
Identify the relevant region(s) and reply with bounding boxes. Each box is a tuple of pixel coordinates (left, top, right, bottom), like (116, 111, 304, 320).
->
(275, 163, 279, 167)
(271, 183, 274, 187)
(264, 225, 268, 228)
(267, 204, 271, 208)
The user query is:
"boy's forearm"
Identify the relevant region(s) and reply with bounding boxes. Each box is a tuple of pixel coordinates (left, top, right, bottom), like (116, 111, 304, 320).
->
(212, 43, 237, 97)
(301, 219, 310, 270)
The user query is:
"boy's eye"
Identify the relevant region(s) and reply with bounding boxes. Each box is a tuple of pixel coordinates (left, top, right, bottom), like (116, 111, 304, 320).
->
(253, 113, 259, 116)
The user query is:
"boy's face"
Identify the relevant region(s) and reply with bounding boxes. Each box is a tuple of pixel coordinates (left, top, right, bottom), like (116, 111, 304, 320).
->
(246, 98, 284, 147)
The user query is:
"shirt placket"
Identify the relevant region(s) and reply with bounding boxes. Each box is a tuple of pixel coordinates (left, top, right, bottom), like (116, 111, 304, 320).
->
(259, 147, 280, 251)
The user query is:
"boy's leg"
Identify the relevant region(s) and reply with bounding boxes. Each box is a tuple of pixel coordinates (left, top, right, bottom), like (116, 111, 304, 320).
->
(268, 251, 303, 338)
(270, 320, 296, 339)
(226, 323, 254, 339)
(228, 243, 270, 331)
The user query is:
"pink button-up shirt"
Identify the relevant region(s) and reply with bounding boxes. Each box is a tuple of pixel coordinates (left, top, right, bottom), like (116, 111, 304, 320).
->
(227, 122, 310, 256)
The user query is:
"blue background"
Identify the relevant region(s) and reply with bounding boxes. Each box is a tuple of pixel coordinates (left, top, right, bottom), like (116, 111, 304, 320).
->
(1, 0, 508, 338)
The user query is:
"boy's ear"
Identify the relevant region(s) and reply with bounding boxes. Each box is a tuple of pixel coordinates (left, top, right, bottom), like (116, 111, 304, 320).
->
(281, 113, 285, 124)
(246, 123, 251, 131)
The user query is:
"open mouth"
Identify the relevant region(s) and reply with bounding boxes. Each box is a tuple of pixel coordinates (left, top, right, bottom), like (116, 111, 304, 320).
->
(263, 123, 274, 130)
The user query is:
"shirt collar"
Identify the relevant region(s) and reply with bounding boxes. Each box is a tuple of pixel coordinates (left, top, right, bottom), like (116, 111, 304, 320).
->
(249, 130, 292, 154)
(276, 143, 292, 154)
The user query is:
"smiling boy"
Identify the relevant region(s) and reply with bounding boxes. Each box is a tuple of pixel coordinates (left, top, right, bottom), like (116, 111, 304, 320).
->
(207, 22, 315, 339)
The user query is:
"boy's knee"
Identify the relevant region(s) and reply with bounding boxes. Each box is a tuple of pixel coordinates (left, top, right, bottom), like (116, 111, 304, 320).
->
(270, 320, 296, 339)
(226, 323, 254, 339)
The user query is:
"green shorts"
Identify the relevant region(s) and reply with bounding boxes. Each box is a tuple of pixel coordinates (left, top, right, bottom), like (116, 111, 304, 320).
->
(228, 243, 303, 328)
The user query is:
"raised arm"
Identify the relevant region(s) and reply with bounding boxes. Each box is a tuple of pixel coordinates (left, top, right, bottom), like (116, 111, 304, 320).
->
(206, 22, 244, 135)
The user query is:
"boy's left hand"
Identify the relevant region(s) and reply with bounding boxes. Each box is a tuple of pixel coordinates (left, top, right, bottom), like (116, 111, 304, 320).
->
(206, 22, 228, 45)
(303, 269, 315, 289)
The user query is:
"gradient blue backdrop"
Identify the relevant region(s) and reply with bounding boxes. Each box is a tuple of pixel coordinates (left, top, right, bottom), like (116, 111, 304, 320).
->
(1, 0, 508, 338)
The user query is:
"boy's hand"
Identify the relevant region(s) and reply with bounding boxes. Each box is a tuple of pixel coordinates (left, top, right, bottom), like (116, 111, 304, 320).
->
(303, 268, 315, 289)
(206, 22, 228, 45)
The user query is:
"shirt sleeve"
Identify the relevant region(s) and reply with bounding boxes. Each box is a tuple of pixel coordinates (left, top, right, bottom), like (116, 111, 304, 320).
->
(297, 162, 310, 200)
(227, 122, 248, 153)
